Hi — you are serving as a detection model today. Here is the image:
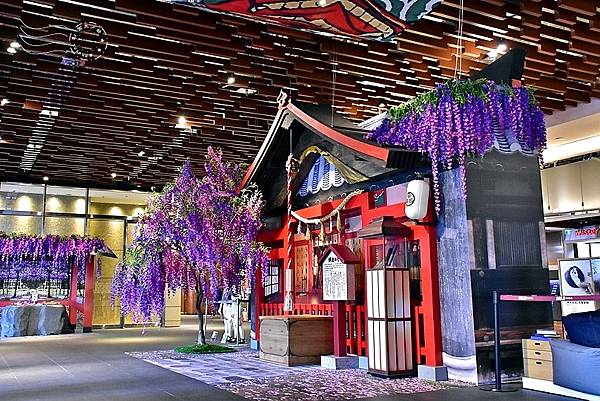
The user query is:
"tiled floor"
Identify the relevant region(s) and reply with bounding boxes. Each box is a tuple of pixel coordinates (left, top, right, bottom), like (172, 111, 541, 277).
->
(0, 316, 579, 401)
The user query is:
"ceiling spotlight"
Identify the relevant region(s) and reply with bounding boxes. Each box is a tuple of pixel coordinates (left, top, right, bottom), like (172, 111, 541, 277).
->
(496, 42, 507, 52)
(43, 176, 49, 182)
(0, 99, 8, 106)
(111, 172, 117, 179)
(138, 150, 145, 157)
(378, 102, 386, 108)
(7, 47, 16, 54)
(10, 41, 20, 49)
(318, 0, 327, 6)
(178, 116, 187, 126)
(227, 76, 236, 85)
(487, 49, 498, 59)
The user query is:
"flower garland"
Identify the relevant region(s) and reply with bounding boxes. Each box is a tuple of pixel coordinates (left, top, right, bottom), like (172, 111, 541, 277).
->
(365, 79, 547, 212)
(0, 232, 107, 283)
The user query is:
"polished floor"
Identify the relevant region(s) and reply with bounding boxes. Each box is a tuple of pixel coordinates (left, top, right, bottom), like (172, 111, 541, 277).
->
(0, 316, 578, 401)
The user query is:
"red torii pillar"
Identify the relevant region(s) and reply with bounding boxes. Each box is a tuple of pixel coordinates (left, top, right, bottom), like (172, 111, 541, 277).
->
(412, 208, 444, 371)
(68, 257, 96, 332)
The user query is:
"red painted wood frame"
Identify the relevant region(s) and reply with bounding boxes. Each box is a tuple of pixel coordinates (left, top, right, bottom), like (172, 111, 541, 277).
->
(0, 257, 98, 332)
(255, 191, 443, 367)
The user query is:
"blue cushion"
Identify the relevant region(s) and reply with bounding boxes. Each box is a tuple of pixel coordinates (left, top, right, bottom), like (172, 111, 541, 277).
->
(551, 339, 600, 395)
(562, 309, 600, 348)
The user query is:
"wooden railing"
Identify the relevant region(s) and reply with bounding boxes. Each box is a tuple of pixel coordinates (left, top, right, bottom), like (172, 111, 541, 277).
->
(260, 302, 424, 360)
(260, 303, 367, 356)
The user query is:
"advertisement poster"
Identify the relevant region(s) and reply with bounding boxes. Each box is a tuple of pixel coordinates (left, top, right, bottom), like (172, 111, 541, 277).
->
(559, 258, 598, 316)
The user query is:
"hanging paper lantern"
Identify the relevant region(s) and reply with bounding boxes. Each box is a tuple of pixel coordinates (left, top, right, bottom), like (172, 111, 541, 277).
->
(406, 178, 429, 220)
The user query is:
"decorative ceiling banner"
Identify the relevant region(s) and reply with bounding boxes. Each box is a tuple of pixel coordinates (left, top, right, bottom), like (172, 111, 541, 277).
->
(165, 0, 443, 39)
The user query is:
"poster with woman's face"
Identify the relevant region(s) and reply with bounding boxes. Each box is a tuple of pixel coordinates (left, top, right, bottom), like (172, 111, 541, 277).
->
(559, 259, 593, 296)
(559, 259, 598, 316)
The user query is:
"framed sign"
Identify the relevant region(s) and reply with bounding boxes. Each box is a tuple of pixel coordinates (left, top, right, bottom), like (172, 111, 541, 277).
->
(319, 245, 359, 301)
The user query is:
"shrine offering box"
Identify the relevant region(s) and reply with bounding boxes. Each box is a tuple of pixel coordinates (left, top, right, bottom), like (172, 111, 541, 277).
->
(259, 315, 333, 366)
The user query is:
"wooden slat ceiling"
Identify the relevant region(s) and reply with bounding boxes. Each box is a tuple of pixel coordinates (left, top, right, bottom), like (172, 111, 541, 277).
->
(0, 0, 599, 189)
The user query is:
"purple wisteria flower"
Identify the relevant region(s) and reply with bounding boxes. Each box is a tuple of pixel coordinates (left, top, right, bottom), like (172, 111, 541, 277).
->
(367, 79, 547, 213)
(0, 233, 107, 285)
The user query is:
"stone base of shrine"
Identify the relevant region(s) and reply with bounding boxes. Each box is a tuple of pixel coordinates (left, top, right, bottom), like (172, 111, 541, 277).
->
(417, 364, 449, 381)
(358, 356, 368, 369)
(321, 354, 359, 370)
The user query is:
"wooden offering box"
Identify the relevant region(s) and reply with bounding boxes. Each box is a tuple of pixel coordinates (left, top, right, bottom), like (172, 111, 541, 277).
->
(259, 315, 333, 366)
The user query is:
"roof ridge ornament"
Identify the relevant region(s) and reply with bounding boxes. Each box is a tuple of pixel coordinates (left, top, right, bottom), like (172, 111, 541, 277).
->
(277, 90, 290, 107)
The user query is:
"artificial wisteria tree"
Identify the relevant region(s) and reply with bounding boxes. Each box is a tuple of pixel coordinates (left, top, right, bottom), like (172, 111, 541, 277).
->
(111, 147, 268, 344)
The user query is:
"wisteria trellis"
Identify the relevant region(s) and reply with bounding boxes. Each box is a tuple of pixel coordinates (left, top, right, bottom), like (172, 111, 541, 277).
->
(366, 79, 547, 212)
(0, 233, 107, 291)
(111, 147, 268, 343)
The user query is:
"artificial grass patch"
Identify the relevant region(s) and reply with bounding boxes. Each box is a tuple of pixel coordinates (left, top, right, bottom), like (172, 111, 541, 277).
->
(174, 343, 236, 354)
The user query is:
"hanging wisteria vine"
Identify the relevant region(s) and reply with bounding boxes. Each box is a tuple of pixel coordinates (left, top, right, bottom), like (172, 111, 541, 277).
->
(0, 233, 107, 285)
(366, 79, 547, 212)
(111, 147, 269, 331)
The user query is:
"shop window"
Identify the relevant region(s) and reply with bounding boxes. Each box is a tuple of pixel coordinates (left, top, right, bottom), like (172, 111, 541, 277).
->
(264, 260, 281, 298)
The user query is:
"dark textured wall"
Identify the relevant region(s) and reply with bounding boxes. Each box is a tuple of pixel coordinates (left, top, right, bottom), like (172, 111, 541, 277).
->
(437, 150, 552, 383)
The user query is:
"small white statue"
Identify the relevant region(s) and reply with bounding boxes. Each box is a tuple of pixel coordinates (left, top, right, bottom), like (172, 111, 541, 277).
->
(219, 288, 245, 343)
(29, 289, 39, 303)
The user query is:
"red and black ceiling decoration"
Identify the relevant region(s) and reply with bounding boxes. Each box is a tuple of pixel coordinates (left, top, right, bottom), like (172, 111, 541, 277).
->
(166, 0, 443, 39)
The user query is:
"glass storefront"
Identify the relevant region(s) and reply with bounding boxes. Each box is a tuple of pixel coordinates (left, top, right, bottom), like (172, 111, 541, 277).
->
(0, 182, 150, 324)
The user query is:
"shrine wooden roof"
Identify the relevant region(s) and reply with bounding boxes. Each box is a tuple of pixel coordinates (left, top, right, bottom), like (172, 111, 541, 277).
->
(241, 95, 425, 211)
(0, 0, 599, 189)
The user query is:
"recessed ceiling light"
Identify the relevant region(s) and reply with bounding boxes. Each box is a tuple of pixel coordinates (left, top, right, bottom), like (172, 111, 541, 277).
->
(178, 116, 187, 126)
(111, 172, 117, 179)
(496, 42, 507, 52)
(138, 150, 145, 157)
(43, 176, 49, 182)
(10, 41, 20, 49)
(6, 47, 16, 54)
(227, 76, 236, 85)
(0, 99, 8, 106)
(487, 49, 498, 59)
(379, 102, 385, 108)
(318, 0, 327, 6)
